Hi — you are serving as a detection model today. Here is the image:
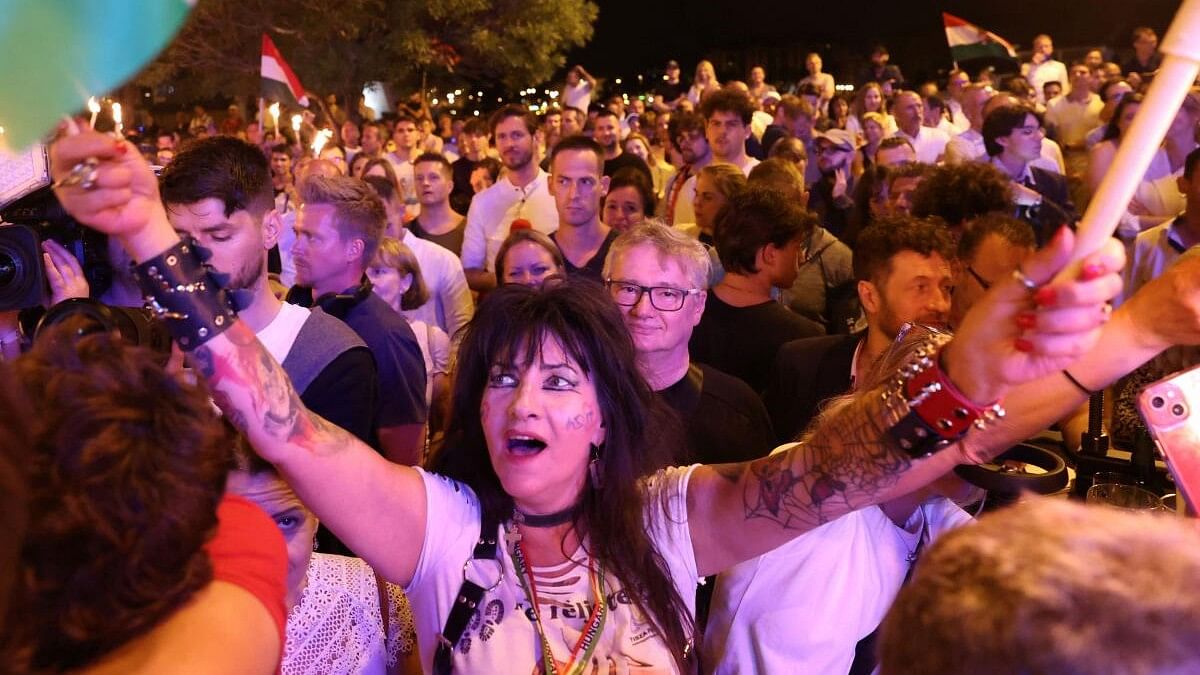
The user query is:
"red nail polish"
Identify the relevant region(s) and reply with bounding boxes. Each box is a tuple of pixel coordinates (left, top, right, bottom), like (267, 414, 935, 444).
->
(1034, 286, 1057, 306)
(1081, 263, 1105, 281)
(1015, 338, 1035, 353)
(114, 141, 127, 155)
(1016, 312, 1037, 329)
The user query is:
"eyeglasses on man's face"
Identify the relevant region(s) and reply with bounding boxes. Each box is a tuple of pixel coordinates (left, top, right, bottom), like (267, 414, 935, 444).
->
(604, 279, 702, 312)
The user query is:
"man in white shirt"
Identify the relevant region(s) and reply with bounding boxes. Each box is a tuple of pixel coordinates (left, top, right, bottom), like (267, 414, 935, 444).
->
(699, 89, 761, 176)
(892, 91, 950, 164)
(386, 114, 422, 220)
(1023, 34, 1069, 104)
(945, 84, 995, 164)
(1045, 63, 1104, 151)
(562, 64, 596, 112)
(945, 68, 972, 133)
(461, 106, 559, 291)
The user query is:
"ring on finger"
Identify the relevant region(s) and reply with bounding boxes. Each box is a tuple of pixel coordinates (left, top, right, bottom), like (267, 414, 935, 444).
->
(1012, 267, 1039, 292)
(52, 158, 100, 191)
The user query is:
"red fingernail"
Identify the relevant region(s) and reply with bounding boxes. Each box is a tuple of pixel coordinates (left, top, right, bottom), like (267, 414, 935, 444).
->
(114, 141, 127, 155)
(1015, 338, 1035, 353)
(1016, 312, 1037, 329)
(1081, 263, 1105, 281)
(1034, 286, 1057, 306)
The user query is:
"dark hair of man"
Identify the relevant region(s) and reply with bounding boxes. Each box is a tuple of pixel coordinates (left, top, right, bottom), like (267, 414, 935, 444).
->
(797, 82, 822, 98)
(1185, 146, 1200, 180)
(430, 282, 693, 669)
(982, 103, 1043, 157)
(1098, 79, 1129, 103)
(910, 162, 1012, 227)
(1102, 92, 1145, 142)
(393, 112, 418, 128)
(853, 215, 955, 286)
(699, 88, 755, 126)
(414, 151, 453, 178)
(488, 103, 539, 137)
(477, 157, 502, 183)
(549, 134, 605, 174)
(595, 108, 621, 123)
(362, 174, 397, 205)
(1004, 76, 1036, 99)
(563, 105, 586, 118)
(160, 136, 274, 218)
(747, 158, 806, 202)
(607, 167, 656, 214)
(361, 120, 383, 136)
(300, 175, 388, 264)
(876, 135, 914, 156)
(270, 143, 290, 157)
(777, 95, 816, 122)
(885, 161, 932, 193)
(1132, 26, 1157, 42)
(767, 136, 808, 164)
(0, 321, 234, 671)
(462, 117, 489, 137)
(715, 185, 816, 275)
(667, 111, 705, 151)
(956, 212, 1036, 261)
(924, 94, 947, 112)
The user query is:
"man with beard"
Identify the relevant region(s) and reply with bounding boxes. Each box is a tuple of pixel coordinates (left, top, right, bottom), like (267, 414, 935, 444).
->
(461, 105, 559, 291)
(547, 136, 618, 281)
(594, 108, 653, 183)
(358, 121, 386, 161)
(160, 137, 379, 447)
(764, 216, 954, 442)
(700, 89, 760, 175)
(660, 111, 712, 227)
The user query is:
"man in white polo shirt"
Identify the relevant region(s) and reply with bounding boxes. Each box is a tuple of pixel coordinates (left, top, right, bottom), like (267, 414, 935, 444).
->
(892, 91, 950, 164)
(461, 105, 559, 292)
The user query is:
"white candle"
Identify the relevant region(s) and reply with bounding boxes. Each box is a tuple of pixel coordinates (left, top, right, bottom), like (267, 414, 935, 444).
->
(268, 102, 280, 137)
(291, 113, 302, 143)
(111, 102, 123, 138)
(87, 97, 100, 129)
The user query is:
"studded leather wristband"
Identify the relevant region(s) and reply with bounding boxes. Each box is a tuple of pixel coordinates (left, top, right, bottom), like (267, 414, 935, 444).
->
(134, 238, 238, 351)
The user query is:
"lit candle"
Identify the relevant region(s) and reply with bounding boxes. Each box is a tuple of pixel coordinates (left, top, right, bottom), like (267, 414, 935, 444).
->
(111, 102, 123, 138)
(311, 128, 333, 156)
(87, 97, 100, 129)
(291, 113, 301, 143)
(268, 102, 280, 137)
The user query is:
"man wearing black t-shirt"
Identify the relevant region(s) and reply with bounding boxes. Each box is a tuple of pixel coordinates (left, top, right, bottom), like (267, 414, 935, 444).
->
(690, 186, 825, 393)
(594, 109, 654, 184)
(449, 117, 490, 215)
(653, 59, 688, 112)
(603, 222, 776, 465)
(547, 136, 619, 282)
(286, 175, 429, 466)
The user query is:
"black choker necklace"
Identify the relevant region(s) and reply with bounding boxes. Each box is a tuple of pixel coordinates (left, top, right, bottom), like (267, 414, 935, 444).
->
(514, 504, 578, 528)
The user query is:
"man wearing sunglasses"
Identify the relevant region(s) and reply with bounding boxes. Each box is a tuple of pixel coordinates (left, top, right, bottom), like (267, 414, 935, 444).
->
(602, 221, 775, 467)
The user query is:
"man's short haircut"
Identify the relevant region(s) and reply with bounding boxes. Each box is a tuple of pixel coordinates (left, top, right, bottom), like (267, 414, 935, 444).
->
(414, 151, 452, 177)
(876, 135, 914, 157)
(924, 94, 947, 112)
(715, 185, 816, 275)
(699, 88, 755, 126)
(300, 175, 387, 264)
(392, 112, 418, 128)
(1005, 76, 1036, 98)
(880, 498, 1200, 674)
(549, 134, 605, 174)
(488, 104, 539, 137)
(797, 82, 822, 98)
(476, 157, 502, 183)
(910, 162, 1012, 227)
(956, 212, 1036, 262)
(982, 103, 1042, 157)
(1132, 26, 1158, 42)
(884, 161, 932, 193)
(161, 136, 274, 218)
(748, 158, 806, 202)
(1185, 146, 1200, 180)
(603, 219, 711, 290)
(594, 108, 621, 123)
(361, 120, 383, 136)
(852, 215, 955, 286)
(767, 136, 808, 164)
(363, 174, 398, 205)
(269, 143, 290, 157)
(777, 95, 816, 122)
(607, 167, 656, 215)
(563, 105, 586, 118)
(667, 111, 706, 150)
(462, 118, 489, 136)
(373, 237, 429, 311)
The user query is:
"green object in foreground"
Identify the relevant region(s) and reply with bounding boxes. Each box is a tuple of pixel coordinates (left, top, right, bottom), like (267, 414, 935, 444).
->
(0, 0, 191, 150)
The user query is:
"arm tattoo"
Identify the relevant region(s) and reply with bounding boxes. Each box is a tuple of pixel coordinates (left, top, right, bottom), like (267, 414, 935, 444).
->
(192, 323, 350, 457)
(741, 391, 911, 531)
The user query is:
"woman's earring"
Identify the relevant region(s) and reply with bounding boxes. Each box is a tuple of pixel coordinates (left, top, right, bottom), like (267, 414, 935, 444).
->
(312, 536, 319, 552)
(589, 443, 604, 490)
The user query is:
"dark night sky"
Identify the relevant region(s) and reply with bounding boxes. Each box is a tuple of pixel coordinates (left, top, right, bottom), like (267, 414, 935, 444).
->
(568, 0, 1182, 87)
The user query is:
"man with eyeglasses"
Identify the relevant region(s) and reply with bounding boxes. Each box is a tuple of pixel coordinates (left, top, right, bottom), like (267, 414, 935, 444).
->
(983, 103, 1077, 245)
(807, 129, 858, 240)
(950, 214, 1036, 329)
(602, 221, 775, 466)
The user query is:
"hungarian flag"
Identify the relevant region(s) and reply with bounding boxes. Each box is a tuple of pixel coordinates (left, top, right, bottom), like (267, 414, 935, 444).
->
(943, 13, 1018, 65)
(261, 34, 308, 107)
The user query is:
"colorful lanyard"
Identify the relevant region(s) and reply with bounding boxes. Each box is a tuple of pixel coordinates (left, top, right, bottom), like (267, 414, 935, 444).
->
(509, 529, 608, 675)
(665, 165, 691, 224)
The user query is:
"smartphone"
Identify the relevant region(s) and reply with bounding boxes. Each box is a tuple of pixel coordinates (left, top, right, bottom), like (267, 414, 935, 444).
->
(1138, 364, 1200, 511)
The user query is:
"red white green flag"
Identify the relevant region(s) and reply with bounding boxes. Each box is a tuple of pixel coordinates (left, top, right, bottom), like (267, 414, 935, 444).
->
(943, 13, 1018, 64)
(261, 34, 309, 108)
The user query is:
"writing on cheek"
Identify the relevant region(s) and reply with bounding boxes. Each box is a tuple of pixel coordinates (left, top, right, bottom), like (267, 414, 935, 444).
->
(565, 408, 597, 431)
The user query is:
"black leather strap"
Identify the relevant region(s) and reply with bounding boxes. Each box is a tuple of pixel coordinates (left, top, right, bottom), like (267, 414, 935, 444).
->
(433, 510, 501, 675)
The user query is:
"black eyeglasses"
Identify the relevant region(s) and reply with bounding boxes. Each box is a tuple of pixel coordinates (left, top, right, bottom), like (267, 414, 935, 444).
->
(966, 265, 992, 290)
(604, 279, 702, 312)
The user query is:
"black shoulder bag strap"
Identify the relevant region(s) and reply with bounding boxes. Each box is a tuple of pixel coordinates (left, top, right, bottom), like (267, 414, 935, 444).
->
(433, 510, 502, 675)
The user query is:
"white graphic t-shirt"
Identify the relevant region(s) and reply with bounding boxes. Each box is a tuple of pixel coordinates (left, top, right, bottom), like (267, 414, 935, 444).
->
(405, 465, 699, 674)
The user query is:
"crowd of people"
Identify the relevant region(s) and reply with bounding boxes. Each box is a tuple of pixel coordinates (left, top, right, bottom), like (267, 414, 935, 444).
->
(6, 23, 1200, 674)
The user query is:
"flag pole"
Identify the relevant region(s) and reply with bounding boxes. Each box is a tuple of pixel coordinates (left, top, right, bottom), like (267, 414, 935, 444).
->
(1068, 0, 1200, 265)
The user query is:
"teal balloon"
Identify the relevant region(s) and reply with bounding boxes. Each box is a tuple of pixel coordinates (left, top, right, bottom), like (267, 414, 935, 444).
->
(0, 0, 192, 149)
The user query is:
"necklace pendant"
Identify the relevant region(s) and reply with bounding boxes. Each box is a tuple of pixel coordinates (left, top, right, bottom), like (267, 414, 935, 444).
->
(504, 527, 523, 550)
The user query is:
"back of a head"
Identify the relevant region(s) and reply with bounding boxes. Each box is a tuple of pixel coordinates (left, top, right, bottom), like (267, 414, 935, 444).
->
(715, 185, 816, 275)
(853, 215, 955, 284)
(880, 498, 1200, 675)
(910, 162, 1012, 227)
(748, 158, 806, 202)
(160, 135, 273, 217)
(0, 321, 233, 671)
(300, 175, 388, 265)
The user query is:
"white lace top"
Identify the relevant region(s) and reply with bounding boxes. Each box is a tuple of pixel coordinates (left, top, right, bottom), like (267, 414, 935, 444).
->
(283, 553, 417, 675)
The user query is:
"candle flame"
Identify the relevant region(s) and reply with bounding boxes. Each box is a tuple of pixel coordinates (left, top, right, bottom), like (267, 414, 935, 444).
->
(87, 97, 100, 114)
